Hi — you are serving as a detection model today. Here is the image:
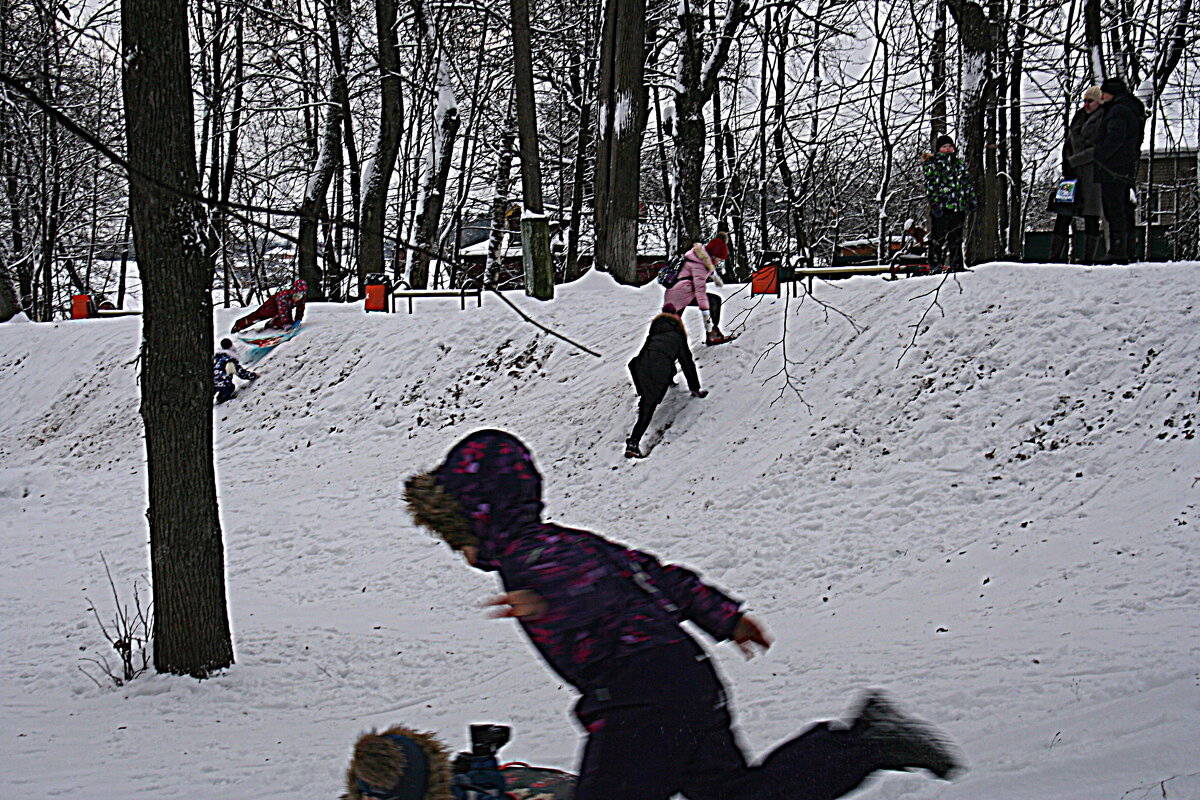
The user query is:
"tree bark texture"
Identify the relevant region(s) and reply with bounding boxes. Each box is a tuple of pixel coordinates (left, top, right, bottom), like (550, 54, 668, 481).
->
(947, 0, 1000, 264)
(298, 0, 351, 301)
(594, 0, 647, 284)
(121, 0, 233, 678)
(409, 0, 459, 289)
(510, 0, 553, 299)
(672, 0, 747, 250)
(485, 121, 515, 290)
(359, 0, 406, 293)
(931, 0, 948, 147)
(411, 107, 458, 289)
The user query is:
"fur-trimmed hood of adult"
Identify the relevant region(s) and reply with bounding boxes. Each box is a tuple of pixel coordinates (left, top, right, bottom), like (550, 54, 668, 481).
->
(340, 724, 453, 800)
(647, 311, 686, 338)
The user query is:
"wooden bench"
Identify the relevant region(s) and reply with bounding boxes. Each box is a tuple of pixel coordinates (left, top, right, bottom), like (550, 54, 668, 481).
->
(392, 284, 483, 314)
(795, 263, 917, 291)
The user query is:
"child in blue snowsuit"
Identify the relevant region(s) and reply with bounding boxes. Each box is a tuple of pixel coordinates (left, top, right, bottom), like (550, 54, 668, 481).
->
(213, 338, 258, 403)
(405, 429, 963, 800)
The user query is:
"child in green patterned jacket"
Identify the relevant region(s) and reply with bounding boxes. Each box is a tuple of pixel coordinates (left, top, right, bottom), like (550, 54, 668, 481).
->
(921, 135, 977, 272)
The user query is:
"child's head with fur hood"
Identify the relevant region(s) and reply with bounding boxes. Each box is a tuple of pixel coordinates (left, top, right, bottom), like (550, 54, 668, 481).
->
(341, 724, 452, 800)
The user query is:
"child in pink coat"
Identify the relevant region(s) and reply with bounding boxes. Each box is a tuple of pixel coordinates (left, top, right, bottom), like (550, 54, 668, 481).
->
(663, 234, 732, 346)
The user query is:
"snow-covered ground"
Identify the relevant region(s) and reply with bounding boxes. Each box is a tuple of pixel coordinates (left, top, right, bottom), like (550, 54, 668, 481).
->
(1, 263, 1197, 799)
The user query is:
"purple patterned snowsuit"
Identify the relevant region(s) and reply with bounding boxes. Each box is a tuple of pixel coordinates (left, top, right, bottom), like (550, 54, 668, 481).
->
(430, 430, 882, 800)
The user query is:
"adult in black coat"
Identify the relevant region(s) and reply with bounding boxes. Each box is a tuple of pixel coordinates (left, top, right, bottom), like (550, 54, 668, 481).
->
(1048, 86, 1105, 263)
(1094, 77, 1146, 264)
(625, 307, 706, 458)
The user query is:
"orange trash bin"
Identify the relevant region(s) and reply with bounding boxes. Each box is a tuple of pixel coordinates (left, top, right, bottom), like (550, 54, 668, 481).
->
(71, 294, 96, 319)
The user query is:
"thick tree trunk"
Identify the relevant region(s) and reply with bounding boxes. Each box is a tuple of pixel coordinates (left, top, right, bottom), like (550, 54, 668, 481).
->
(510, 0, 553, 299)
(409, 0, 459, 289)
(594, 0, 647, 284)
(298, 0, 351, 302)
(947, 0, 1000, 264)
(359, 0, 406, 293)
(566, 59, 593, 282)
(1007, 0, 1026, 258)
(121, 0, 233, 678)
(672, 0, 748, 250)
(1085, 0, 1104, 81)
(411, 108, 459, 289)
(0, 254, 19, 320)
(931, 0, 948, 147)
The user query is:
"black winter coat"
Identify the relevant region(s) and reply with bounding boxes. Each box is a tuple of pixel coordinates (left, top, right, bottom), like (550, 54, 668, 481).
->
(1095, 92, 1146, 185)
(628, 314, 700, 401)
(1061, 107, 1105, 218)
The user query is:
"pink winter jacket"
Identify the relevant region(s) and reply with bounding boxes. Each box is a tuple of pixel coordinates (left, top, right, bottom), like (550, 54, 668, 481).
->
(663, 243, 723, 312)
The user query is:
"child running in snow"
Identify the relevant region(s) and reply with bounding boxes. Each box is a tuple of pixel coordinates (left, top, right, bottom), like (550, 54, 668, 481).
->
(624, 305, 706, 459)
(404, 429, 963, 800)
(213, 338, 258, 403)
(231, 278, 307, 333)
(664, 233, 733, 346)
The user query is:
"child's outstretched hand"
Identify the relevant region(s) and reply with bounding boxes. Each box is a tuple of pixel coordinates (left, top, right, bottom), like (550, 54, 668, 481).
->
(733, 615, 772, 658)
(486, 590, 548, 620)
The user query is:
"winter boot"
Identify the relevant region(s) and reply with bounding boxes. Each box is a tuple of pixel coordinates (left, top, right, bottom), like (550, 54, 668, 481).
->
(1080, 234, 1101, 265)
(624, 440, 645, 459)
(706, 329, 733, 346)
(851, 692, 963, 780)
(1100, 232, 1129, 265)
(1047, 231, 1069, 263)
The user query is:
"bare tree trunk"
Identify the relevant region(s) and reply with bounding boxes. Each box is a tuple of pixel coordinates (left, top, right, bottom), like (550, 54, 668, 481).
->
(594, 0, 647, 284)
(931, 0, 948, 147)
(486, 118, 516, 289)
(122, 0, 233, 678)
(359, 0, 406, 293)
(1085, 0, 1104, 80)
(948, 0, 1000, 264)
(672, 0, 748, 249)
(298, 0, 351, 302)
(409, 0, 459, 290)
(1007, 0, 1026, 258)
(511, 0, 553, 299)
(566, 56, 593, 281)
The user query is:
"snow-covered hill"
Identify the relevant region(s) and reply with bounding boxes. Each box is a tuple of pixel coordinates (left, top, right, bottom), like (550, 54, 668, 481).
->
(1, 263, 1197, 799)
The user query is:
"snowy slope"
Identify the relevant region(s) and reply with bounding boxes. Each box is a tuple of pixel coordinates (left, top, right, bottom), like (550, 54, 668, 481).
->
(0, 263, 1197, 799)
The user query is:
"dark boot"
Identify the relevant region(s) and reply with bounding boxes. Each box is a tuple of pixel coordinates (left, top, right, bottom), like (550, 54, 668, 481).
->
(624, 439, 644, 459)
(1048, 232, 1069, 263)
(1101, 232, 1129, 265)
(851, 692, 963, 780)
(1080, 234, 1101, 265)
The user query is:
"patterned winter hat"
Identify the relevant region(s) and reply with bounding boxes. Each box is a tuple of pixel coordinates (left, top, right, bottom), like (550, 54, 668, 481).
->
(292, 279, 308, 295)
(405, 429, 544, 566)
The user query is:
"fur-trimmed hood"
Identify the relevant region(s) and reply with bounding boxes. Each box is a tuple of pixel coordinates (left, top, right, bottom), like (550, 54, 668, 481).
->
(648, 312, 686, 337)
(405, 429, 543, 571)
(341, 724, 452, 800)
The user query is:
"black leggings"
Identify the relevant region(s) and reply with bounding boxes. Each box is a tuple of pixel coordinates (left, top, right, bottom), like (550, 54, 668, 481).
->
(629, 388, 665, 446)
(573, 640, 879, 800)
(681, 293, 722, 327)
(929, 211, 966, 270)
(1053, 214, 1101, 237)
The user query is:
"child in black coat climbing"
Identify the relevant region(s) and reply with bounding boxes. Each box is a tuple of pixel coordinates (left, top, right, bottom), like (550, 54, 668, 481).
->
(213, 338, 258, 403)
(625, 306, 707, 459)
